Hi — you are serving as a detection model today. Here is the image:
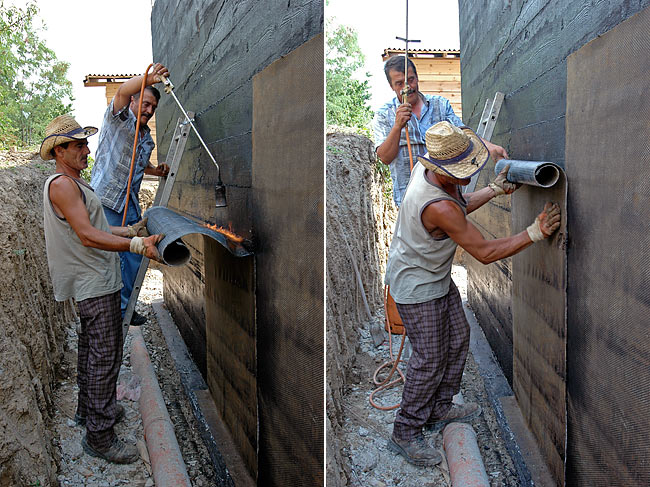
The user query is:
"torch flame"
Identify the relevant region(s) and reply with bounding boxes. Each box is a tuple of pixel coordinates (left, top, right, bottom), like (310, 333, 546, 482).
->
(202, 222, 244, 243)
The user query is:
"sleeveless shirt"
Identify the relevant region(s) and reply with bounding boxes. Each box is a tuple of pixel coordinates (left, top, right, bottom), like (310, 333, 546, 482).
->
(43, 174, 122, 302)
(385, 162, 467, 304)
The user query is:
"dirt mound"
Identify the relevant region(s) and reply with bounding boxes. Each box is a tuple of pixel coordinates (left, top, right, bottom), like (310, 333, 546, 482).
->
(325, 130, 397, 486)
(0, 150, 73, 486)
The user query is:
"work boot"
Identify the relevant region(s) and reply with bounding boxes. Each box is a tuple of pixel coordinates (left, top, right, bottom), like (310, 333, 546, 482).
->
(426, 402, 481, 431)
(81, 435, 139, 464)
(130, 311, 147, 327)
(387, 434, 442, 466)
(75, 404, 125, 427)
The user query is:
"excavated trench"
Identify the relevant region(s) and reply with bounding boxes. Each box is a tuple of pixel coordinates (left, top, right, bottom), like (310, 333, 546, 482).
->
(0, 151, 215, 486)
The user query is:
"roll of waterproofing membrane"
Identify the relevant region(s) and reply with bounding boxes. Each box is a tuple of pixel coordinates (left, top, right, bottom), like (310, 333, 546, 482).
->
(144, 206, 252, 266)
(495, 159, 561, 188)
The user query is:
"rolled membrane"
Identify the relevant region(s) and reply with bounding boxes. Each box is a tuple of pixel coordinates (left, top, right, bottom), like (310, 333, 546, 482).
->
(494, 159, 561, 188)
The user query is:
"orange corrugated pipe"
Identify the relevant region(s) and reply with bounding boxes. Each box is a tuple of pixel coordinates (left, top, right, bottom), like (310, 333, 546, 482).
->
(122, 63, 154, 226)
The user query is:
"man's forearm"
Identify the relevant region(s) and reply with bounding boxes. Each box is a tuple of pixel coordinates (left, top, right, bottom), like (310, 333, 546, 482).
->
(376, 124, 403, 164)
(465, 186, 498, 214)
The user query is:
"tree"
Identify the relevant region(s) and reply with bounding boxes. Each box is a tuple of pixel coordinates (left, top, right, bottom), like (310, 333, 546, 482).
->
(326, 20, 373, 131)
(0, 1, 73, 148)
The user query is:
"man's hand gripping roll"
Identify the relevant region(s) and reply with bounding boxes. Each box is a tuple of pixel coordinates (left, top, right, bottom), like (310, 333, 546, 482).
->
(527, 202, 561, 242)
(129, 234, 165, 262)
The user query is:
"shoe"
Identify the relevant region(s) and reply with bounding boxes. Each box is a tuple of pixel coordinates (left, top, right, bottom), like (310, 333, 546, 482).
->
(81, 435, 139, 464)
(130, 311, 147, 327)
(75, 404, 125, 427)
(387, 434, 442, 466)
(426, 402, 481, 431)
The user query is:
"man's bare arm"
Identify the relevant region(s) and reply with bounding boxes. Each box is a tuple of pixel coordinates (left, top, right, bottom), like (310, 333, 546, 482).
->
(113, 63, 169, 114)
(49, 177, 163, 260)
(376, 103, 413, 164)
(423, 200, 533, 264)
(50, 177, 132, 251)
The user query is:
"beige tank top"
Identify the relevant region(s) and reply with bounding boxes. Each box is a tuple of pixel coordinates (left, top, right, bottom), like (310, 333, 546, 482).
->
(385, 162, 466, 304)
(43, 174, 122, 302)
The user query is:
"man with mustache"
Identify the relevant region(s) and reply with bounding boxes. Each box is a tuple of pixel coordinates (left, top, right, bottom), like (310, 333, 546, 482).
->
(374, 56, 508, 207)
(90, 63, 170, 326)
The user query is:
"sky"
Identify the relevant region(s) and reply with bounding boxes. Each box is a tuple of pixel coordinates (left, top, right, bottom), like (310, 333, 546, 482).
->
(325, 0, 460, 111)
(7, 0, 459, 151)
(8, 0, 155, 154)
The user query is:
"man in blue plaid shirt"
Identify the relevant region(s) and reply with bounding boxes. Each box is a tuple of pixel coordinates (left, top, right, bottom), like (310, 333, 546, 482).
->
(90, 63, 170, 326)
(373, 56, 508, 207)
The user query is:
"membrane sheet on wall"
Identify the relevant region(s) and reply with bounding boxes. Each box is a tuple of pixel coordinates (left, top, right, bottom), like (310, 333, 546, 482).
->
(251, 34, 324, 485)
(510, 170, 568, 486)
(144, 206, 252, 266)
(565, 6, 650, 485)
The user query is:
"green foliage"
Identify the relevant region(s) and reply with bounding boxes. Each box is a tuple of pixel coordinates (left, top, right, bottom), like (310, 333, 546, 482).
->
(80, 155, 94, 182)
(326, 19, 373, 132)
(0, 1, 73, 149)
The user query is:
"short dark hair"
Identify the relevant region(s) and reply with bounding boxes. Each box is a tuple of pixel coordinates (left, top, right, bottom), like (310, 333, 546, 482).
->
(133, 85, 161, 102)
(50, 141, 69, 158)
(384, 55, 417, 84)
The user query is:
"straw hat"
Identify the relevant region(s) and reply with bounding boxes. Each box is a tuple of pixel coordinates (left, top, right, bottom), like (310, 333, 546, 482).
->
(39, 115, 97, 161)
(417, 121, 489, 180)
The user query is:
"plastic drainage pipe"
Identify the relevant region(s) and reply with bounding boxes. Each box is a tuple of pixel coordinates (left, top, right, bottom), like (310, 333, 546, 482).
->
(130, 326, 192, 487)
(443, 422, 490, 487)
(495, 159, 561, 188)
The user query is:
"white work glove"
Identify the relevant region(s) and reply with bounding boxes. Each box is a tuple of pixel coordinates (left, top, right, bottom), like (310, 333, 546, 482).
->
(130, 234, 164, 262)
(489, 164, 519, 196)
(527, 202, 561, 242)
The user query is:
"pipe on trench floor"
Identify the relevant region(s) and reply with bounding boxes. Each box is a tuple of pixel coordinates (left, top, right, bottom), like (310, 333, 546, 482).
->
(130, 326, 192, 486)
(442, 393, 490, 487)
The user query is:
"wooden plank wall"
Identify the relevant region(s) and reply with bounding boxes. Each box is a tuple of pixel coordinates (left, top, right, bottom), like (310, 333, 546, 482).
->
(412, 57, 461, 115)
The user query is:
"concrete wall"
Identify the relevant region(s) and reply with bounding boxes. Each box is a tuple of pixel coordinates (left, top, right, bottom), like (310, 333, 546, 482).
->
(151, 1, 323, 484)
(459, 0, 650, 382)
(459, 1, 650, 485)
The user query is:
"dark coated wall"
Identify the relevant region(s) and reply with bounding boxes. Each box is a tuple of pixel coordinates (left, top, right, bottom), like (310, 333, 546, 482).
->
(151, 0, 323, 484)
(459, 1, 650, 485)
(459, 0, 650, 379)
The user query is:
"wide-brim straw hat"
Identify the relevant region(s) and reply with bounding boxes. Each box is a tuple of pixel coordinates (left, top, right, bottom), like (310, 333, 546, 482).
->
(417, 121, 489, 180)
(39, 115, 98, 161)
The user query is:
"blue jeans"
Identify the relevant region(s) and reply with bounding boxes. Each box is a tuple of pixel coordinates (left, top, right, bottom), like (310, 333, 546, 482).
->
(102, 200, 143, 317)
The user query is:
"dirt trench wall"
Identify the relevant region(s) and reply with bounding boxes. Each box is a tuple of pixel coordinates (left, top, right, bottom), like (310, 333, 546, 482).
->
(151, 1, 323, 484)
(325, 131, 397, 486)
(0, 153, 72, 487)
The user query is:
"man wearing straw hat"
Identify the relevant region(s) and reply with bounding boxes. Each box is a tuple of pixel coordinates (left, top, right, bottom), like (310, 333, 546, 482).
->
(385, 121, 560, 466)
(41, 114, 164, 464)
(374, 55, 509, 207)
(90, 63, 170, 327)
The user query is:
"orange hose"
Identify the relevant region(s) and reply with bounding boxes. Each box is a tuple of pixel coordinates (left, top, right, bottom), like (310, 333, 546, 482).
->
(122, 63, 154, 226)
(368, 285, 407, 410)
(405, 125, 415, 172)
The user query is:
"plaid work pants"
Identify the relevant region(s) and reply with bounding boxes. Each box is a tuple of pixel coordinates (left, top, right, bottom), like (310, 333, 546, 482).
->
(392, 281, 470, 440)
(76, 291, 123, 449)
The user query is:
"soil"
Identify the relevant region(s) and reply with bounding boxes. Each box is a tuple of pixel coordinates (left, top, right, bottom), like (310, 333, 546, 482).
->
(0, 150, 215, 486)
(325, 132, 519, 486)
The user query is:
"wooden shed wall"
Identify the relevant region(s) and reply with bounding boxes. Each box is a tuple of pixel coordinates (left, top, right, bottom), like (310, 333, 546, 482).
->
(382, 52, 462, 115)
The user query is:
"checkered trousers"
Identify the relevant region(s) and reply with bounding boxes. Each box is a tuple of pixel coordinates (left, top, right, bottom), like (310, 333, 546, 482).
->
(76, 291, 123, 449)
(392, 281, 470, 440)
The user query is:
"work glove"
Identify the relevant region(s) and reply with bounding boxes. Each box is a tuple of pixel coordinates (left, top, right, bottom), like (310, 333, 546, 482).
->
(489, 164, 519, 195)
(129, 234, 164, 262)
(527, 202, 561, 242)
(126, 217, 150, 238)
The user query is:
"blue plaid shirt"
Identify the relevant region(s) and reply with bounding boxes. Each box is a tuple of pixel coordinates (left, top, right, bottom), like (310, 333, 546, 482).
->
(90, 99, 155, 218)
(373, 94, 463, 207)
